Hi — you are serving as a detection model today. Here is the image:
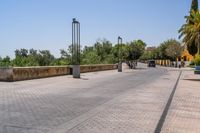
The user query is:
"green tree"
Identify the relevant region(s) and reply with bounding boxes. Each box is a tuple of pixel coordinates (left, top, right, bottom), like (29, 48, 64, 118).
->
(189, 0, 199, 56)
(127, 40, 146, 60)
(26, 49, 39, 66)
(81, 50, 101, 64)
(57, 48, 72, 65)
(13, 49, 31, 66)
(0, 56, 11, 67)
(191, 0, 199, 12)
(165, 39, 183, 61)
(140, 50, 157, 60)
(94, 39, 113, 62)
(29, 49, 37, 56)
(37, 50, 55, 66)
(157, 40, 173, 60)
(179, 0, 199, 56)
(13, 49, 33, 66)
(15, 49, 28, 57)
(179, 11, 200, 55)
(111, 44, 129, 63)
(60, 49, 69, 58)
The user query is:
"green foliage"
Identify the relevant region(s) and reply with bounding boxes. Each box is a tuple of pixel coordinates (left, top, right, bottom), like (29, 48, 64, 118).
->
(81, 39, 115, 64)
(81, 50, 101, 64)
(165, 39, 183, 60)
(127, 40, 146, 60)
(140, 51, 157, 60)
(0, 56, 11, 67)
(179, 11, 200, 55)
(194, 55, 200, 65)
(37, 50, 55, 66)
(187, 43, 198, 56)
(140, 39, 182, 61)
(188, 0, 199, 55)
(53, 58, 71, 66)
(179, 0, 200, 56)
(94, 39, 113, 62)
(81, 39, 146, 65)
(191, 0, 199, 12)
(157, 41, 171, 59)
(0, 39, 147, 67)
(11, 49, 55, 66)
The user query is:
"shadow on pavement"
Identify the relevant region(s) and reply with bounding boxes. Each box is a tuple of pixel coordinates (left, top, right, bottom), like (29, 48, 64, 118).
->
(182, 79, 200, 82)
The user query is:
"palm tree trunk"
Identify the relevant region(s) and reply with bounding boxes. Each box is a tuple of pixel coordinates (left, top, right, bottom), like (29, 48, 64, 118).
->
(198, 42, 200, 55)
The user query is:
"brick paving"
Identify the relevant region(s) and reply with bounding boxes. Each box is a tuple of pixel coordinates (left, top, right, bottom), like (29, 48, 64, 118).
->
(161, 70, 200, 133)
(0, 65, 190, 133)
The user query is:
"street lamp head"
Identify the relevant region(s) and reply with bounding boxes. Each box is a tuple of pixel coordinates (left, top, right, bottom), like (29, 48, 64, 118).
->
(73, 18, 79, 24)
(73, 18, 76, 22)
(118, 36, 123, 44)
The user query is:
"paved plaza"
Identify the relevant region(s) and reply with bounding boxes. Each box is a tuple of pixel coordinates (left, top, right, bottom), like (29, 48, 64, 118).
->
(162, 70, 200, 133)
(0, 64, 199, 133)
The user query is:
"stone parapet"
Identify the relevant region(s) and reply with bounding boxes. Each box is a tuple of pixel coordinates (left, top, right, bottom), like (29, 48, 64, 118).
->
(0, 68, 13, 82)
(80, 64, 117, 73)
(13, 66, 71, 81)
(0, 64, 117, 81)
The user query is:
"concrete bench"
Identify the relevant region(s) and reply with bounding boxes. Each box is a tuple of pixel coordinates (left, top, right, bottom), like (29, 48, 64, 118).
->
(194, 66, 200, 74)
(194, 70, 200, 74)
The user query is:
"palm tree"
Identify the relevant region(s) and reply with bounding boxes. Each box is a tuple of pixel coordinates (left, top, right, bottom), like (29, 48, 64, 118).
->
(179, 10, 200, 55)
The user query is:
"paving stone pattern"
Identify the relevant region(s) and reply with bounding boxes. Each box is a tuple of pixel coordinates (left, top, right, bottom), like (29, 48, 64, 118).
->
(161, 70, 200, 133)
(0, 66, 179, 133)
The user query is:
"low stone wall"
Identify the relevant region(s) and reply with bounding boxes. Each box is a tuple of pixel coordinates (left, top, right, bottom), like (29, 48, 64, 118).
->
(80, 64, 117, 73)
(0, 68, 13, 82)
(0, 64, 117, 82)
(13, 66, 71, 81)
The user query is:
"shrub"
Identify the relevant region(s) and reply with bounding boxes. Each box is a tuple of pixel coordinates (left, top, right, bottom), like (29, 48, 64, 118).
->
(194, 55, 200, 65)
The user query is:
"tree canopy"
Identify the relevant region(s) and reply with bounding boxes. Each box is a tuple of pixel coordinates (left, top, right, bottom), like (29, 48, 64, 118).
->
(139, 39, 183, 61)
(179, 11, 200, 55)
(0, 39, 147, 67)
(191, 0, 199, 12)
(179, 0, 199, 56)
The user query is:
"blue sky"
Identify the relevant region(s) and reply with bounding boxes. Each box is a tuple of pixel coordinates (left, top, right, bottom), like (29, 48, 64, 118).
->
(0, 0, 192, 58)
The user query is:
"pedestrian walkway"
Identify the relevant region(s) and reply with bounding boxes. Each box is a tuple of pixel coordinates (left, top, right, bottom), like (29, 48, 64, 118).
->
(161, 70, 200, 133)
(1, 65, 199, 133)
(0, 65, 179, 133)
(51, 70, 180, 133)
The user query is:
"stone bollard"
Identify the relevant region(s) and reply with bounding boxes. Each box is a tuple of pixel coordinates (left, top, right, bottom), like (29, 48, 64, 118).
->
(73, 65, 80, 78)
(118, 62, 122, 72)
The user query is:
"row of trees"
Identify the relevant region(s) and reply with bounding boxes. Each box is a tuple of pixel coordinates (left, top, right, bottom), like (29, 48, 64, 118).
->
(0, 49, 56, 67)
(0, 38, 184, 67)
(0, 39, 146, 67)
(140, 39, 183, 61)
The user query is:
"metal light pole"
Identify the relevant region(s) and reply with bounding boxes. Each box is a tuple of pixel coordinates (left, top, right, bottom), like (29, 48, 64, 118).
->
(72, 18, 80, 78)
(118, 36, 122, 72)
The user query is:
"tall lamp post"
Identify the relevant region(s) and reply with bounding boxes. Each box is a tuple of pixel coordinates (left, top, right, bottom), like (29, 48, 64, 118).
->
(118, 36, 122, 72)
(72, 18, 81, 78)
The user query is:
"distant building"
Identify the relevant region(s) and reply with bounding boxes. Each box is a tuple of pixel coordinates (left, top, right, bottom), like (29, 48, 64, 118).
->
(177, 44, 194, 66)
(180, 49, 193, 62)
(145, 47, 156, 52)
